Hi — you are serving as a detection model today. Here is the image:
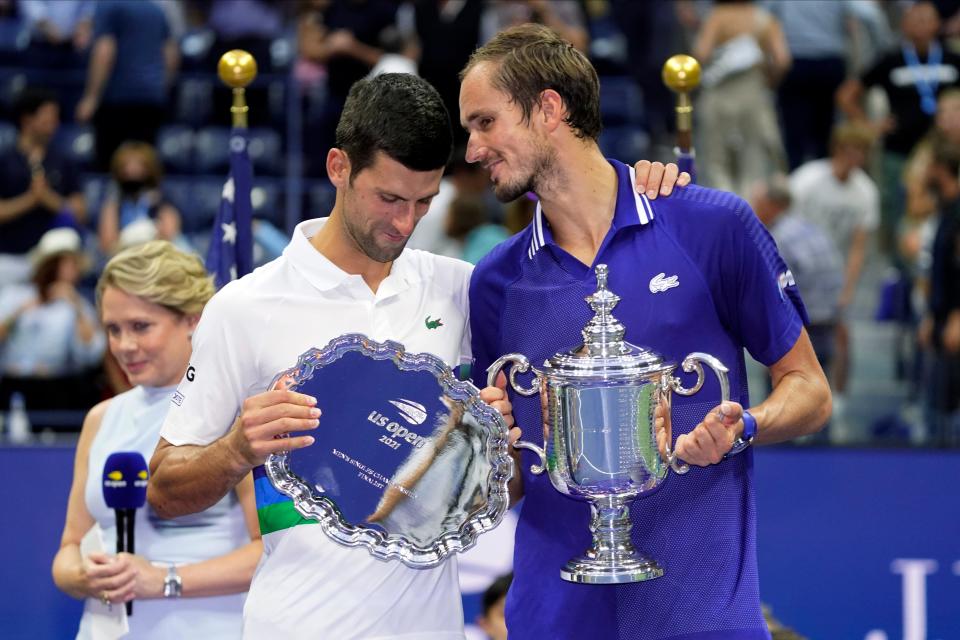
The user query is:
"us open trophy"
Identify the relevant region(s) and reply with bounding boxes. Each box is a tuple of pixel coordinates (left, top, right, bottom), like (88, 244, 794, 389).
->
(487, 264, 729, 584)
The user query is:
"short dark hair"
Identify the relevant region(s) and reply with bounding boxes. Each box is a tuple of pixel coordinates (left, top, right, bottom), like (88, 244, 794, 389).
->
(335, 73, 453, 180)
(461, 24, 602, 141)
(481, 572, 513, 615)
(14, 86, 58, 129)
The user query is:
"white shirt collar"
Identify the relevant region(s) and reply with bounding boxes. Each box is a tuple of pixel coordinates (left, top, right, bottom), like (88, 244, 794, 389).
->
(283, 218, 420, 298)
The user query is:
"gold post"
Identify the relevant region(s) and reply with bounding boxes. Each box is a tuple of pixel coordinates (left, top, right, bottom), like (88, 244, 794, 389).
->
(661, 55, 701, 154)
(217, 50, 258, 129)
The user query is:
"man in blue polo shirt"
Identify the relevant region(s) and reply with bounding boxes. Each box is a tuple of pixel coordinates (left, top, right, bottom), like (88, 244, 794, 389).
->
(461, 25, 832, 640)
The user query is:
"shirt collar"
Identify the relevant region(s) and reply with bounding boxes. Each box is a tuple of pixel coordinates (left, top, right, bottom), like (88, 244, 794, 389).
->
(527, 159, 654, 260)
(283, 218, 419, 297)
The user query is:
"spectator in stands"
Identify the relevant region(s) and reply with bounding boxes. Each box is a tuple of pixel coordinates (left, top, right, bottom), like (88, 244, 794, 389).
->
(751, 175, 844, 442)
(406, 0, 485, 147)
(0, 227, 104, 428)
(693, 0, 791, 197)
(97, 141, 184, 256)
(482, 1, 589, 53)
(444, 194, 509, 265)
(51, 240, 261, 637)
(299, 0, 398, 170)
(918, 139, 960, 446)
(76, 0, 177, 171)
(476, 572, 512, 640)
(0, 86, 85, 286)
(20, 0, 94, 66)
(768, 0, 890, 170)
(789, 123, 879, 443)
(837, 1, 960, 254)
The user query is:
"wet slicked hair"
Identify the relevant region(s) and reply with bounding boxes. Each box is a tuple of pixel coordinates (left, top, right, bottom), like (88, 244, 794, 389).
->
(461, 23, 602, 141)
(336, 73, 453, 181)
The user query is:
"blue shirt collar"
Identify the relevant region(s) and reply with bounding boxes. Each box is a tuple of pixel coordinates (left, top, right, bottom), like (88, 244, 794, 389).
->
(527, 159, 654, 260)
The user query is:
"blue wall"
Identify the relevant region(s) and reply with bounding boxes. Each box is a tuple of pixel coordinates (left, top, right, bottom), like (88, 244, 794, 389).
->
(2, 445, 958, 639)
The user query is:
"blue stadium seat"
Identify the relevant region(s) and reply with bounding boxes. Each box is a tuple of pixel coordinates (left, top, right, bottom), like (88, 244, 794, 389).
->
(598, 126, 650, 164)
(599, 76, 642, 127)
(183, 177, 224, 234)
(81, 173, 110, 227)
(161, 176, 196, 230)
(308, 181, 336, 217)
(193, 126, 230, 174)
(52, 123, 95, 170)
(0, 120, 16, 155)
(246, 127, 283, 175)
(251, 177, 283, 227)
(156, 125, 195, 174)
(175, 77, 214, 128)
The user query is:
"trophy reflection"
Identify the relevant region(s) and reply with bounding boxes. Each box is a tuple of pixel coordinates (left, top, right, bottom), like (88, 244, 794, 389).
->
(487, 264, 730, 584)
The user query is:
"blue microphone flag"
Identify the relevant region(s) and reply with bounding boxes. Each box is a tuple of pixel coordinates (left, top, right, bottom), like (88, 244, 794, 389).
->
(102, 452, 149, 510)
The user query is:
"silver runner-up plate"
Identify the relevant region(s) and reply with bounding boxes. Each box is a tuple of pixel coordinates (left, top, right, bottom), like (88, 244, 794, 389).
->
(264, 334, 513, 568)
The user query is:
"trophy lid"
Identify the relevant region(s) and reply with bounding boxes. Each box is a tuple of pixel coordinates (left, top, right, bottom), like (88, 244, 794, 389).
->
(543, 265, 669, 378)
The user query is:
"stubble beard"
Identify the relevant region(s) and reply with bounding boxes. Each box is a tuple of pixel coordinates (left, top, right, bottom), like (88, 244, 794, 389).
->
(492, 145, 556, 203)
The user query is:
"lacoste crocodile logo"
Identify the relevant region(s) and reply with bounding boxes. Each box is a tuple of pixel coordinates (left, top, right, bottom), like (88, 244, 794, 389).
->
(425, 316, 443, 329)
(649, 272, 679, 293)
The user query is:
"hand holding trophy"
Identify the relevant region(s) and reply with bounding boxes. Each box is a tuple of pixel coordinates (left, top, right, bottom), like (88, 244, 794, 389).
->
(487, 264, 730, 584)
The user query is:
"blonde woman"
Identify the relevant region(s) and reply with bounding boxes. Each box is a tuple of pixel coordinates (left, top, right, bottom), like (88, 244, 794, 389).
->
(52, 241, 260, 639)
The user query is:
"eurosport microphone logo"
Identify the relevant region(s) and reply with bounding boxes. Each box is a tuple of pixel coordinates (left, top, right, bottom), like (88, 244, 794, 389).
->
(104, 469, 149, 489)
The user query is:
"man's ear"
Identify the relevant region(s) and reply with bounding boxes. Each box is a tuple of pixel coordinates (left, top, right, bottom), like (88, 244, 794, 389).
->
(327, 148, 351, 188)
(538, 89, 565, 132)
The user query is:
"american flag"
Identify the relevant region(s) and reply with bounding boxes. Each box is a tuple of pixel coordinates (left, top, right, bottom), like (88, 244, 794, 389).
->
(206, 129, 254, 288)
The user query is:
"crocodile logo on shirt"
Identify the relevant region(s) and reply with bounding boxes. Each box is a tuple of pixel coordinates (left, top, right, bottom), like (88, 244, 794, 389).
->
(425, 316, 444, 329)
(649, 272, 679, 293)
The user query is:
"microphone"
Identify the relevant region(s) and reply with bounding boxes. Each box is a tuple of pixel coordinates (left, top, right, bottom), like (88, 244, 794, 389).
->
(102, 451, 149, 616)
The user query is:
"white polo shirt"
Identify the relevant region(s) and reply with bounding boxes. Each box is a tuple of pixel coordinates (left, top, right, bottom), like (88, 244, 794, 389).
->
(161, 218, 473, 640)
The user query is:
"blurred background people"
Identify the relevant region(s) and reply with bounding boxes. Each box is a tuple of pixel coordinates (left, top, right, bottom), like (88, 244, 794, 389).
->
(751, 174, 844, 440)
(0, 227, 104, 430)
(0, 86, 85, 286)
(19, 0, 94, 68)
(918, 138, 960, 446)
(475, 572, 511, 640)
(694, 0, 790, 197)
(51, 240, 260, 638)
(76, 0, 178, 171)
(789, 122, 879, 441)
(97, 141, 185, 256)
(768, 0, 890, 170)
(837, 0, 960, 254)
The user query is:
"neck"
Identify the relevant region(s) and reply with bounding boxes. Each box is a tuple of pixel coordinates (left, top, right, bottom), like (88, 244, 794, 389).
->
(310, 203, 392, 293)
(535, 142, 618, 266)
(831, 156, 852, 182)
(911, 39, 934, 56)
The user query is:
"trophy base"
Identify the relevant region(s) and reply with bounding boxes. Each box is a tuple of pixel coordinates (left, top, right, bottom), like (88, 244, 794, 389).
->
(560, 554, 664, 584)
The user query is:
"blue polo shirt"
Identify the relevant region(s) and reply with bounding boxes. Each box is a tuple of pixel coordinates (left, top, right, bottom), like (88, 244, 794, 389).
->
(469, 159, 806, 640)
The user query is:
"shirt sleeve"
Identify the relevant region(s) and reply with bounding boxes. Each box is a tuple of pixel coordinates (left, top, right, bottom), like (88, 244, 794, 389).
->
(160, 285, 258, 446)
(468, 248, 511, 389)
(711, 195, 806, 366)
(92, 2, 120, 39)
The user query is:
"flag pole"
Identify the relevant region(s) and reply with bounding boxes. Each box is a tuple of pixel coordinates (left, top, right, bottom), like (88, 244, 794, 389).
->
(207, 50, 257, 288)
(662, 54, 701, 182)
(218, 49, 257, 129)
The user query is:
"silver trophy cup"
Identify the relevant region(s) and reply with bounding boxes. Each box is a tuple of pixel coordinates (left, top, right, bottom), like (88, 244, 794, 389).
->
(487, 264, 729, 584)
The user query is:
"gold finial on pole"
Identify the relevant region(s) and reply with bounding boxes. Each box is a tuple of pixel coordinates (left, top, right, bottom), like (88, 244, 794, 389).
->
(218, 49, 258, 129)
(662, 55, 701, 154)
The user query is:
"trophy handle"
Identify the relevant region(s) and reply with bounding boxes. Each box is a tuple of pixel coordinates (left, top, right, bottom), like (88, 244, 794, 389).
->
(667, 353, 731, 475)
(486, 353, 541, 396)
(486, 354, 547, 475)
(512, 440, 547, 476)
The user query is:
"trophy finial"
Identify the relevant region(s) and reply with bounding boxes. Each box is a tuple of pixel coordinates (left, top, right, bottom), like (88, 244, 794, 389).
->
(662, 55, 701, 94)
(218, 50, 258, 89)
(582, 264, 626, 355)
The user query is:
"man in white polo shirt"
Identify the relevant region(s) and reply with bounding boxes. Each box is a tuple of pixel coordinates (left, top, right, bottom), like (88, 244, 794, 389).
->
(146, 72, 684, 639)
